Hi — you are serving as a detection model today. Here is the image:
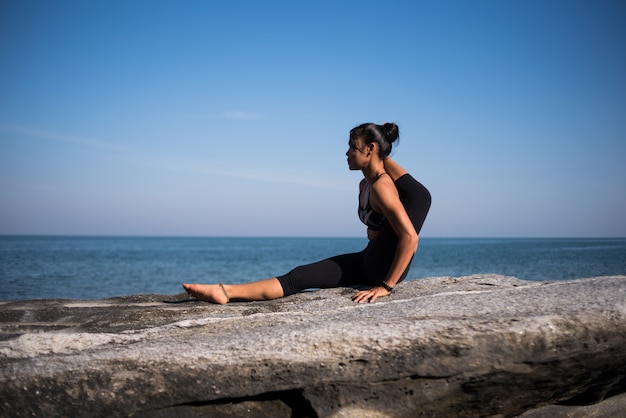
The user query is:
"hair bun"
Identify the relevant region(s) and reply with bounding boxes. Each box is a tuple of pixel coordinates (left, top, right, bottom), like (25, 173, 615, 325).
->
(381, 123, 399, 143)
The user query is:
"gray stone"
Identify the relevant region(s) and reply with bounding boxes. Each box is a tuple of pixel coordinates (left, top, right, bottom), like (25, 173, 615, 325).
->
(1, 275, 625, 417)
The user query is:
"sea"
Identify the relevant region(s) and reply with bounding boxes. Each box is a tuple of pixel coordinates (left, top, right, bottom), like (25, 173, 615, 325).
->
(1, 236, 625, 301)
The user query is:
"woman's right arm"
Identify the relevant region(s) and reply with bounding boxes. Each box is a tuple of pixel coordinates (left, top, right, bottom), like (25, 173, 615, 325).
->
(383, 158, 408, 181)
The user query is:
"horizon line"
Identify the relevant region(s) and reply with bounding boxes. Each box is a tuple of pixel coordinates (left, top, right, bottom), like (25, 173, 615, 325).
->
(1, 234, 625, 240)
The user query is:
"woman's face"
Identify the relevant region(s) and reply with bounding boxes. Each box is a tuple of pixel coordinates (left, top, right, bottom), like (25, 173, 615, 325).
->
(346, 137, 369, 170)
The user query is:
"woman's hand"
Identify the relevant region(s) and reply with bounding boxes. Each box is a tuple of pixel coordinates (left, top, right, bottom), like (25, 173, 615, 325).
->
(352, 286, 390, 303)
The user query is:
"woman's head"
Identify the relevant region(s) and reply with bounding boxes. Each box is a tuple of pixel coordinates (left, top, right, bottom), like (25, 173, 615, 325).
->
(349, 123, 399, 159)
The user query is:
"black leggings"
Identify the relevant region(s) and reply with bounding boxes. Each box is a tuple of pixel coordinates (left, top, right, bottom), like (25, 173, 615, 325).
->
(277, 174, 431, 296)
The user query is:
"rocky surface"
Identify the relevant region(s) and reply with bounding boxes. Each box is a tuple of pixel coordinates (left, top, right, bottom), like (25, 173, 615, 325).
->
(1, 275, 625, 417)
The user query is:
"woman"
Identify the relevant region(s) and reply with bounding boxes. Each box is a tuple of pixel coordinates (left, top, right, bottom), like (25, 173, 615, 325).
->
(183, 122, 431, 304)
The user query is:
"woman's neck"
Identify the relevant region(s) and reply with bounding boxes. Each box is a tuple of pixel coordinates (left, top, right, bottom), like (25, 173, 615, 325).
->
(363, 161, 386, 184)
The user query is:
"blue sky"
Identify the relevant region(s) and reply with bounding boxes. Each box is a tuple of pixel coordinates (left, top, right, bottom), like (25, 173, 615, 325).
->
(1, 0, 625, 237)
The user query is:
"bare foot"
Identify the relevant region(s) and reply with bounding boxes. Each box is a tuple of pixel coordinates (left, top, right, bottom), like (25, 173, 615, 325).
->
(182, 283, 229, 304)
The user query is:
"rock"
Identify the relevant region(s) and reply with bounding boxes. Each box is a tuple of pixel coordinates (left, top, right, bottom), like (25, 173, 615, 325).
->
(0, 275, 625, 417)
(518, 391, 626, 417)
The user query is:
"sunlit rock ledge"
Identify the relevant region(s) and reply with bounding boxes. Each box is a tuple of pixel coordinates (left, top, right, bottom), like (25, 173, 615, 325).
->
(1, 275, 625, 418)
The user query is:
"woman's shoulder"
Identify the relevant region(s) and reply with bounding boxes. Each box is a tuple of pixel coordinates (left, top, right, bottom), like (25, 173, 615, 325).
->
(372, 173, 399, 195)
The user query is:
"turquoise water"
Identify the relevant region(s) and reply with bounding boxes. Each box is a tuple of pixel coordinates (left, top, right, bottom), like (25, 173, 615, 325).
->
(1, 236, 625, 300)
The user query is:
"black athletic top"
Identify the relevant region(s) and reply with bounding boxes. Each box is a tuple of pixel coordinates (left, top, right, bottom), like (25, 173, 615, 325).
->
(358, 174, 386, 231)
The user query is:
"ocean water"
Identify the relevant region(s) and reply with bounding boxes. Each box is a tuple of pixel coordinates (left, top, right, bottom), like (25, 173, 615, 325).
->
(1, 236, 625, 301)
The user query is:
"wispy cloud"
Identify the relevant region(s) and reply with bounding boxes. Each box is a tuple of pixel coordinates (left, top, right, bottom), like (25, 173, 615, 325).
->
(158, 154, 352, 191)
(0, 123, 132, 154)
(221, 111, 262, 121)
(0, 122, 351, 191)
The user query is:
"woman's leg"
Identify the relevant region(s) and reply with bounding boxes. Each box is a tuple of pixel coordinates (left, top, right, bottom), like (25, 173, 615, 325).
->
(183, 278, 284, 304)
(277, 252, 364, 296)
(183, 251, 364, 304)
(395, 174, 431, 235)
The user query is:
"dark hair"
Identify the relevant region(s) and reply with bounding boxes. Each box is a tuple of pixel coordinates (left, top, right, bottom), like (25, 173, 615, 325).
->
(349, 122, 399, 158)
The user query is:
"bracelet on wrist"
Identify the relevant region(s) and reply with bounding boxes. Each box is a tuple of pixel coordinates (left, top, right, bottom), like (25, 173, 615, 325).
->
(381, 281, 394, 292)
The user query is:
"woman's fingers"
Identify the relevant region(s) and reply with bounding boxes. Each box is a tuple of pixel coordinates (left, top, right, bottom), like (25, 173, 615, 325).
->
(352, 290, 369, 303)
(352, 287, 388, 303)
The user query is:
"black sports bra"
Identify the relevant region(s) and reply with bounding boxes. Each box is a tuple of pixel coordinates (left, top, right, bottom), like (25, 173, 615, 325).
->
(358, 173, 387, 230)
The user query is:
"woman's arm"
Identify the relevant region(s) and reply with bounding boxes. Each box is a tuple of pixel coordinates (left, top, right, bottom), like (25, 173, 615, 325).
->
(383, 157, 407, 181)
(366, 158, 407, 242)
(352, 176, 418, 303)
